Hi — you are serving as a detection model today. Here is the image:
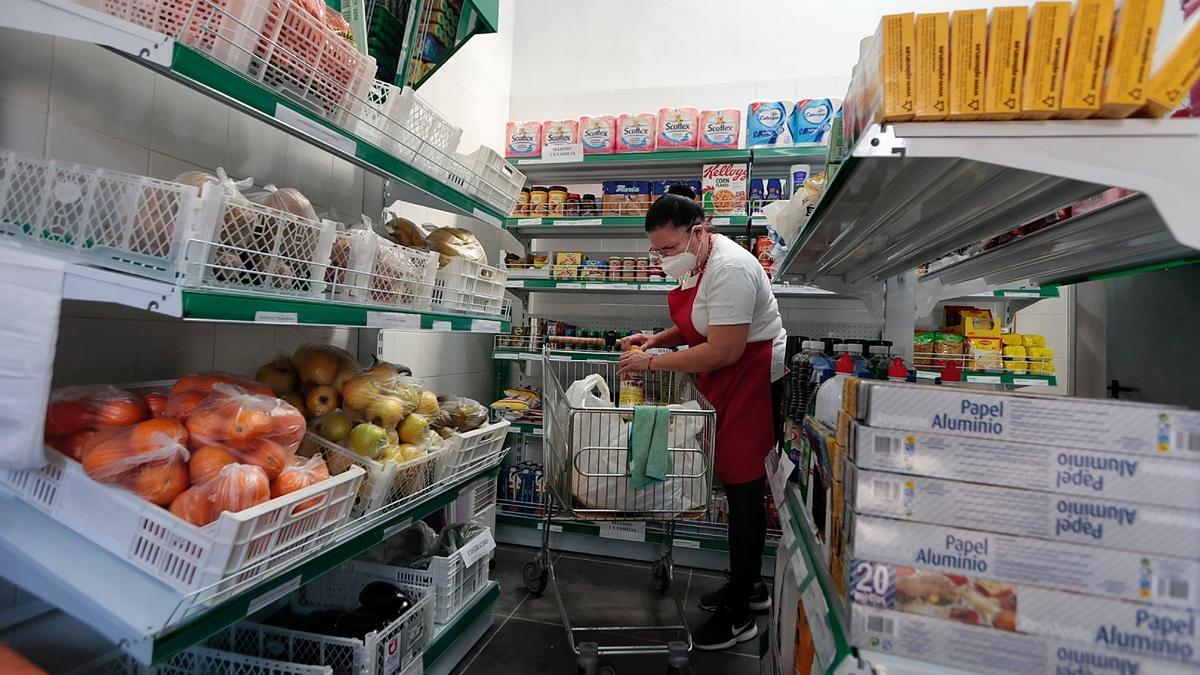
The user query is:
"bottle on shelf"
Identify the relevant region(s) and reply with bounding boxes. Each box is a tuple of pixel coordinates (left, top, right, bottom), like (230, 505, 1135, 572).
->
(886, 356, 910, 382)
(843, 342, 873, 378)
(619, 346, 646, 406)
(788, 340, 833, 421)
(814, 352, 855, 427)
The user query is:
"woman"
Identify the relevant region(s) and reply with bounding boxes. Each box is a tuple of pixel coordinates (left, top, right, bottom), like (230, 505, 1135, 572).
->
(619, 192, 786, 651)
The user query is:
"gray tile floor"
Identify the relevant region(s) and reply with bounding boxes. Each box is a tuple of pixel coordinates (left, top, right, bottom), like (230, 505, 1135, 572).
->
(451, 544, 767, 675)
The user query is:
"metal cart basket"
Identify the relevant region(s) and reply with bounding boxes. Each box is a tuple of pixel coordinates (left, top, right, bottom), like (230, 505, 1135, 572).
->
(521, 354, 717, 674)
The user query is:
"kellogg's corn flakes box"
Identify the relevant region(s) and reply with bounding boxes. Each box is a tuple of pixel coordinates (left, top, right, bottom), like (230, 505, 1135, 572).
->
(701, 163, 748, 216)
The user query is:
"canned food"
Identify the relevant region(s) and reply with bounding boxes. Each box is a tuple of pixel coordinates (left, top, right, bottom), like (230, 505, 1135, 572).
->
(623, 257, 637, 281)
(608, 256, 623, 281)
(636, 257, 649, 281)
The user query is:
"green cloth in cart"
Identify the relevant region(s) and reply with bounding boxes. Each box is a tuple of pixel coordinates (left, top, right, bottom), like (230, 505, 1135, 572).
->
(628, 405, 670, 488)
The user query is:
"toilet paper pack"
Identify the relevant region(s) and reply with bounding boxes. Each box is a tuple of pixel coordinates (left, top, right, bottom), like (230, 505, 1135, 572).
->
(788, 98, 842, 145)
(746, 100, 793, 147)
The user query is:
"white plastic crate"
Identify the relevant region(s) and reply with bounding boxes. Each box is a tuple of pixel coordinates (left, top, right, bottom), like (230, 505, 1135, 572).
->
(72, 645, 332, 675)
(435, 421, 509, 483)
(464, 147, 524, 215)
(214, 573, 434, 675)
(345, 535, 493, 625)
(302, 433, 445, 519)
(77, 0, 267, 75)
(448, 476, 497, 533)
(355, 82, 421, 164)
(431, 257, 508, 317)
(182, 190, 336, 299)
(246, 0, 376, 130)
(0, 447, 364, 608)
(329, 228, 438, 311)
(0, 149, 219, 282)
(387, 88, 462, 183)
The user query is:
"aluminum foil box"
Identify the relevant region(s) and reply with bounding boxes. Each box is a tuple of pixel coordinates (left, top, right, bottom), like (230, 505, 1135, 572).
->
(851, 604, 1197, 675)
(847, 515, 1199, 610)
(849, 422, 1200, 510)
(849, 560, 1198, 666)
(845, 380, 1200, 460)
(852, 468, 1200, 557)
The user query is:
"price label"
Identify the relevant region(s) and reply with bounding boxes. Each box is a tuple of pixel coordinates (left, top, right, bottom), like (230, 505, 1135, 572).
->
(519, 353, 540, 360)
(516, 217, 544, 226)
(531, 427, 543, 436)
(471, 319, 502, 333)
(431, 321, 453, 331)
(801, 582, 837, 668)
(247, 576, 302, 616)
(965, 374, 1002, 384)
(591, 283, 637, 290)
(494, 352, 517, 360)
(275, 105, 356, 155)
(472, 209, 501, 227)
(710, 217, 731, 225)
(791, 549, 810, 587)
(1013, 377, 1048, 386)
(1001, 290, 1041, 298)
(599, 521, 645, 542)
(366, 311, 421, 330)
(559, 218, 602, 226)
(459, 528, 497, 568)
(253, 311, 298, 324)
(538, 142, 584, 163)
(382, 635, 403, 675)
(780, 524, 796, 551)
(555, 282, 583, 289)
(549, 524, 563, 533)
(674, 538, 701, 549)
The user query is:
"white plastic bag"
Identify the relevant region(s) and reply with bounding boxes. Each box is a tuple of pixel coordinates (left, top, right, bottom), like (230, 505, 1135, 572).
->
(564, 374, 626, 452)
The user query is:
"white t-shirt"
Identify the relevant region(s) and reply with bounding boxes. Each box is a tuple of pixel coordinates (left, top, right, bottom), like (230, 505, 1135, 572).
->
(680, 234, 787, 381)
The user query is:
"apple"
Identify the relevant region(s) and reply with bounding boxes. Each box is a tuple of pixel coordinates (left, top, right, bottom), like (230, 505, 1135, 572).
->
(279, 391, 307, 417)
(332, 366, 359, 392)
(317, 410, 353, 443)
(399, 414, 430, 445)
(341, 374, 381, 411)
(415, 390, 439, 415)
(306, 386, 340, 418)
(294, 348, 340, 385)
(367, 395, 412, 430)
(256, 360, 298, 395)
(346, 423, 389, 460)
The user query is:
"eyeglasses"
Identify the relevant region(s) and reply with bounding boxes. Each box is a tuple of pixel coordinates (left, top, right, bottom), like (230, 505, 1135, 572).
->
(648, 222, 702, 258)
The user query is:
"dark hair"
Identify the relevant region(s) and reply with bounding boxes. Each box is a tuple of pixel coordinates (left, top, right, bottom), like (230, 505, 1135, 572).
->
(645, 193, 704, 232)
(666, 183, 696, 199)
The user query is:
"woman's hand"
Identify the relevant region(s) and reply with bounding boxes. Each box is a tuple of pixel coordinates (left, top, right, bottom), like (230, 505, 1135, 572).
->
(619, 332, 652, 351)
(618, 349, 654, 376)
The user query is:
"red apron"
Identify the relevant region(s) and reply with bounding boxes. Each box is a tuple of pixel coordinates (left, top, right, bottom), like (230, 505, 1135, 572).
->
(668, 274, 775, 484)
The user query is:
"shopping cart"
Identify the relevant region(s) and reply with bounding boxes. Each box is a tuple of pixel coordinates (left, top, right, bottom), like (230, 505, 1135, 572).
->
(521, 353, 717, 674)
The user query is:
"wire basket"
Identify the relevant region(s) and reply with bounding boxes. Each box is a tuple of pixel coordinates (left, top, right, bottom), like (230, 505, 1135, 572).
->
(328, 228, 439, 310)
(0, 149, 217, 282)
(213, 574, 434, 675)
(541, 356, 716, 521)
(431, 257, 508, 317)
(182, 190, 337, 299)
(72, 645, 333, 675)
(245, 0, 376, 129)
(463, 147, 524, 216)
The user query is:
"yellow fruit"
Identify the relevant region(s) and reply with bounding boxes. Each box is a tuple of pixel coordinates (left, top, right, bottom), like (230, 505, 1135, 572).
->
(415, 390, 439, 415)
(398, 443, 426, 462)
(256, 360, 298, 395)
(398, 414, 430, 445)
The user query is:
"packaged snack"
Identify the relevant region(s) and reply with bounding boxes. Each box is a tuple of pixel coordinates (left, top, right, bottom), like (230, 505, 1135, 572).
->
(1022, 334, 1047, 348)
(698, 109, 741, 149)
(913, 14, 950, 121)
(542, 119, 579, 154)
(548, 185, 568, 217)
(788, 98, 842, 145)
(745, 100, 793, 147)
(948, 9, 987, 120)
(1145, 10, 1200, 116)
(602, 180, 651, 216)
(864, 14, 917, 124)
(932, 332, 966, 368)
(615, 113, 657, 153)
(651, 180, 702, 199)
(505, 121, 542, 158)
(579, 115, 616, 154)
(701, 163, 748, 216)
(1021, 2, 1072, 119)
(969, 336, 1003, 371)
(789, 164, 811, 197)
(1001, 333, 1024, 347)
(529, 186, 549, 216)
(913, 332, 936, 367)
(1100, 0, 1168, 118)
(656, 107, 700, 150)
(1059, 0, 1116, 118)
(984, 6, 1028, 119)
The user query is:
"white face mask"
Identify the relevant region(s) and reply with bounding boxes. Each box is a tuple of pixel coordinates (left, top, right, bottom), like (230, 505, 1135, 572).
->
(659, 228, 701, 280)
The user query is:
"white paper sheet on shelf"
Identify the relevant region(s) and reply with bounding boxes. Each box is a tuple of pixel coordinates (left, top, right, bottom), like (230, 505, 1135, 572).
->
(0, 248, 64, 469)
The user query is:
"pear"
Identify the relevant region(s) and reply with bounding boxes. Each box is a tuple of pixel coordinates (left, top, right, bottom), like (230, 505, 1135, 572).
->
(367, 395, 412, 430)
(317, 410, 353, 443)
(399, 414, 430, 445)
(415, 390, 439, 415)
(346, 423, 389, 460)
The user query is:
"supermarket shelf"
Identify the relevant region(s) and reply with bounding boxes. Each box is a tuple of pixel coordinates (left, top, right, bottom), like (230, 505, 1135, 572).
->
(774, 120, 1200, 293)
(0, 463, 502, 665)
(423, 581, 498, 675)
(407, 0, 499, 90)
(507, 421, 544, 435)
(494, 349, 621, 363)
(858, 650, 985, 675)
(750, 145, 833, 172)
(913, 369, 1058, 387)
(2, 0, 509, 227)
(504, 277, 837, 298)
(503, 215, 767, 240)
(508, 146, 829, 183)
(58, 262, 510, 332)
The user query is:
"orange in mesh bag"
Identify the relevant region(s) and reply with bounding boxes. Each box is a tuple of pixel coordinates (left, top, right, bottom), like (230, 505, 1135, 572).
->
(185, 385, 306, 479)
(45, 384, 149, 437)
(80, 418, 191, 506)
(270, 455, 332, 512)
(169, 463, 272, 527)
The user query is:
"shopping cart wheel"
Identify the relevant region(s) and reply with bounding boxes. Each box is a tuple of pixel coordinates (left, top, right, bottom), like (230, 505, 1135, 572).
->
(666, 641, 691, 674)
(523, 560, 548, 594)
(652, 559, 671, 593)
(576, 643, 616, 675)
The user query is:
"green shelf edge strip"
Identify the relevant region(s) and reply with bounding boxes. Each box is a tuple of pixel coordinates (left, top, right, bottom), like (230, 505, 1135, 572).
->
(423, 582, 499, 667)
(168, 44, 507, 225)
(912, 369, 1057, 386)
(509, 279, 675, 290)
(181, 290, 510, 332)
(152, 464, 502, 663)
(503, 216, 761, 228)
(510, 148, 752, 167)
(494, 512, 776, 557)
(780, 484, 855, 674)
(991, 286, 1060, 298)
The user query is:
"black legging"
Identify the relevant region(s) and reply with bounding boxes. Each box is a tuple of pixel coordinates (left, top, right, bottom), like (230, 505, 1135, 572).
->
(722, 377, 784, 614)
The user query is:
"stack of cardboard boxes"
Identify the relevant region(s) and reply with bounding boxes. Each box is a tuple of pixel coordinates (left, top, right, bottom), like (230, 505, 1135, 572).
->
(819, 380, 1199, 674)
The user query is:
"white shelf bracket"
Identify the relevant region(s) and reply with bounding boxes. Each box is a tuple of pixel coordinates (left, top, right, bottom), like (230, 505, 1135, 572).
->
(2, 0, 174, 67)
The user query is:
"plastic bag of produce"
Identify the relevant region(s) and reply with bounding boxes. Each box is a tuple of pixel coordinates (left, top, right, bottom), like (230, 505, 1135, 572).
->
(247, 184, 319, 224)
(45, 384, 149, 438)
(377, 216, 429, 250)
(270, 454, 331, 506)
(184, 385, 307, 480)
(169, 462, 271, 527)
(80, 417, 190, 506)
(426, 227, 487, 267)
(292, 343, 360, 388)
(165, 371, 273, 423)
(437, 396, 488, 431)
